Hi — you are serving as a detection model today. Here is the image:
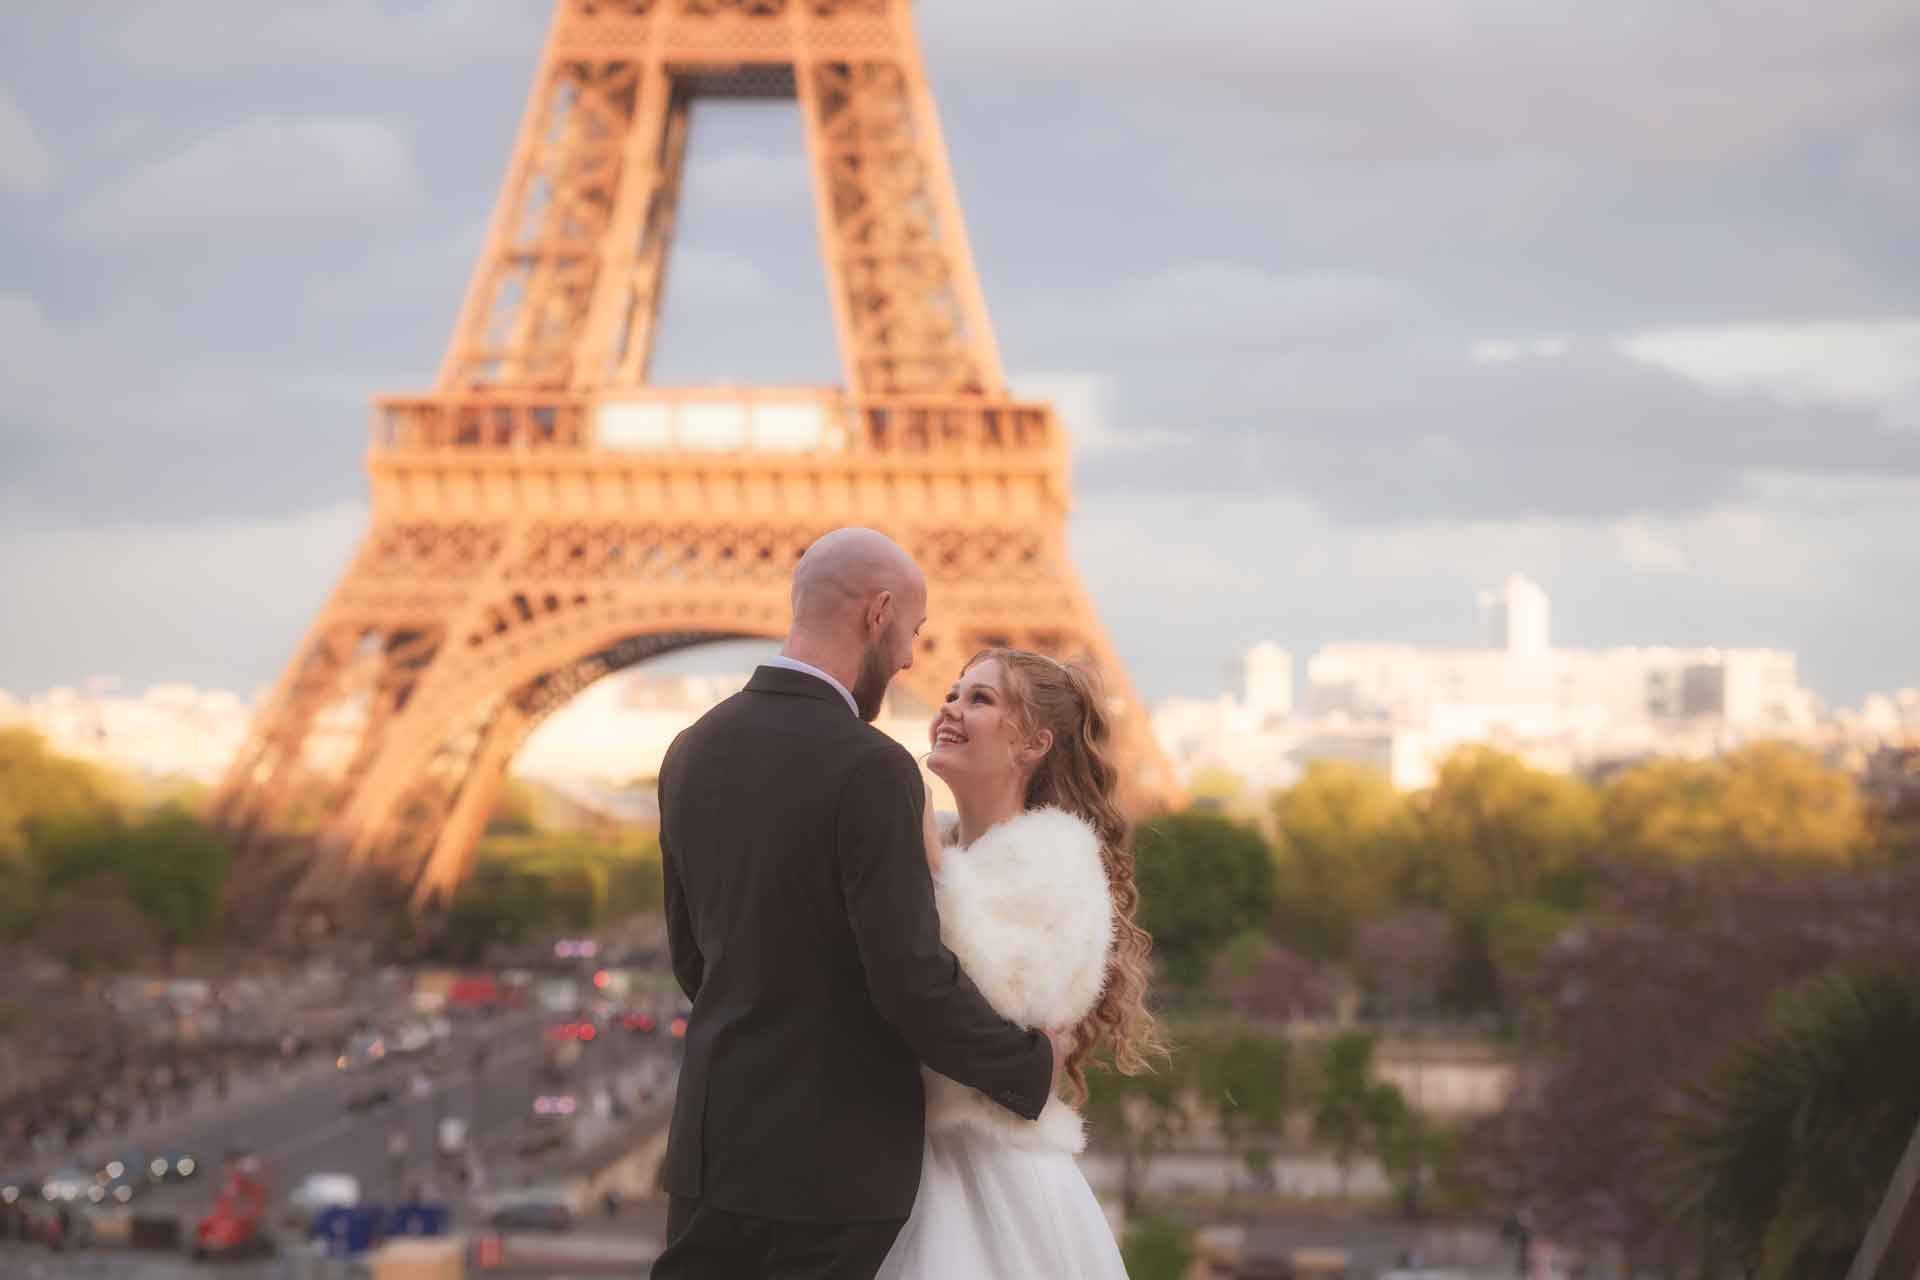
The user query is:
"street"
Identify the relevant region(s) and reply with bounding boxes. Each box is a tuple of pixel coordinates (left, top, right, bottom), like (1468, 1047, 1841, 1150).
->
(5, 1006, 680, 1277)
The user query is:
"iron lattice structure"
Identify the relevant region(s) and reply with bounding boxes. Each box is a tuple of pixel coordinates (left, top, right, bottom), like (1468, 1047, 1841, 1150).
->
(209, 0, 1179, 913)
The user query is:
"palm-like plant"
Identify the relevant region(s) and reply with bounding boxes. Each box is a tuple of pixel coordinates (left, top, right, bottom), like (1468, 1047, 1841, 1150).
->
(1666, 965, 1920, 1279)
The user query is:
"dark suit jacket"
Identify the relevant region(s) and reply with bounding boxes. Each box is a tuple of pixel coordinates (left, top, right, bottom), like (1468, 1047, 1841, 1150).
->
(657, 665, 1052, 1223)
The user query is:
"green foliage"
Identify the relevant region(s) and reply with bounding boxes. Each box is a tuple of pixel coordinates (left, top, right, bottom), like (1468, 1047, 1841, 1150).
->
(32, 805, 232, 954)
(0, 855, 41, 939)
(1371, 1092, 1459, 1219)
(1085, 1050, 1189, 1215)
(122, 807, 233, 948)
(0, 727, 118, 862)
(1720, 743, 1869, 861)
(1121, 1214, 1195, 1280)
(1666, 965, 1920, 1280)
(1602, 743, 1869, 864)
(1270, 761, 1415, 959)
(1483, 898, 1575, 990)
(1310, 1031, 1410, 1194)
(435, 830, 664, 962)
(1135, 812, 1276, 987)
(1599, 756, 1728, 862)
(1415, 746, 1600, 913)
(1191, 1029, 1291, 1163)
(485, 776, 540, 835)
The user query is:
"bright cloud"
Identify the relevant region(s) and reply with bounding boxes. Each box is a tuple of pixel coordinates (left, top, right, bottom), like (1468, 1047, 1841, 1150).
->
(1617, 321, 1920, 426)
(1470, 337, 1571, 364)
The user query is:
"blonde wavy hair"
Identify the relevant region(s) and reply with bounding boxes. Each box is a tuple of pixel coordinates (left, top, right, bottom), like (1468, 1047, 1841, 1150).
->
(957, 647, 1169, 1103)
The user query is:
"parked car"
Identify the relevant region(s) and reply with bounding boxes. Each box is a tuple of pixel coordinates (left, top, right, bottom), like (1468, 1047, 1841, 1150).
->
(192, 1156, 272, 1260)
(483, 1188, 573, 1232)
(344, 1074, 395, 1112)
(282, 1171, 359, 1234)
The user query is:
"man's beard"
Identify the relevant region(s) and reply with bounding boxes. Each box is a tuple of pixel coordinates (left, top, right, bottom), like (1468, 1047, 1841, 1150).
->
(852, 638, 893, 722)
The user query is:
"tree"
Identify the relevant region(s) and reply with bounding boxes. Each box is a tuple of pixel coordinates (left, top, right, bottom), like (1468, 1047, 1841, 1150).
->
(1350, 907, 1452, 1022)
(32, 872, 162, 972)
(1311, 1031, 1406, 1197)
(1187, 765, 1248, 814)
(1599, 756, 1728, 862)
(486, 776, 539, 835)
(1371, 1089, 1457, 1220)
(1719, 742, 1868, 862)
(1666, 965, 1920, 1280)
(1482, 898, 1575, 994)
(1084, 1055, 1188, 1217)
(33, 806, 232, 964)
(1121, 1214, 1195, 1280)
(1602, 744, 1869, 864)
(1208, 936, 1338, 1024)
(1270, 761, 1414, 959)
(1191, 1029, 1291, 1196)
(1414, 747, 1599, 913)
(1496, 858, 1920, 1268)
(120, 808, 232, 954)
(0, 728, 117, 862)
(1134, 812, 1276, 988)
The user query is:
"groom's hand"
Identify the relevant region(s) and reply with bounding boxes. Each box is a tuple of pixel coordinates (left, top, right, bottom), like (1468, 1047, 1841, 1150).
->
(1047, 1027, 1076, 1095)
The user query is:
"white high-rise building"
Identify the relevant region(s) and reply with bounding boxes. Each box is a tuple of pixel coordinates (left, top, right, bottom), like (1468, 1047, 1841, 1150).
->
(1237, 643, 1294, 719)
(1478, 573, 1550, 656)
(1306, 576, 1805, 734)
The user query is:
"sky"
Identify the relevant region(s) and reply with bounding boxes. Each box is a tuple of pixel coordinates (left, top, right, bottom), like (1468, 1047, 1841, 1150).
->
(1, 0, 1917, 707)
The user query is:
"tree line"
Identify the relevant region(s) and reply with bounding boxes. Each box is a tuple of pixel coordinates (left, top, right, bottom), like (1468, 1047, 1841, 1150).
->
(1127, 740, 1920, 1275)
(0, 727, 230, 969)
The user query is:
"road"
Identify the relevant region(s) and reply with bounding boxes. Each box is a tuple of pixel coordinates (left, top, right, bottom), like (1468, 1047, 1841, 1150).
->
(6, 1009, 681, 1276)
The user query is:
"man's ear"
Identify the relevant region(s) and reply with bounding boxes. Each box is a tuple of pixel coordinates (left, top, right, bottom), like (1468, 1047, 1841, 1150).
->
(868, 589, 893, 634)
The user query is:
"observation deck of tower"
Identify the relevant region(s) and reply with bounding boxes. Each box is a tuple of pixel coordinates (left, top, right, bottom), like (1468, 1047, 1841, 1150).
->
(209, 0, 1179, 915)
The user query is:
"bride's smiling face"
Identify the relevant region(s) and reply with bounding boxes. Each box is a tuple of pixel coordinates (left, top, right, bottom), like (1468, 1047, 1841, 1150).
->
(927, 658, 1048, 787)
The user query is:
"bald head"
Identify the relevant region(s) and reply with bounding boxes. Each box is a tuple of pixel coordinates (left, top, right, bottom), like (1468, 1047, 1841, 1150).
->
(791, 528, 924, 630)
(783, 528, 927, 720)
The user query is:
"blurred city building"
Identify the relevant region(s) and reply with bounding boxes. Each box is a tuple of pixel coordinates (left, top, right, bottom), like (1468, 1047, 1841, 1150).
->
(0, 680, 251, 785)
(1151, 574, 1916, 793)
(4, 579, 1915, 801)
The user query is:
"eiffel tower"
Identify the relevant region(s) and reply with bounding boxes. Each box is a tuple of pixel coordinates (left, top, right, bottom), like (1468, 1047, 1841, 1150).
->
(208, 0, 1178, 914)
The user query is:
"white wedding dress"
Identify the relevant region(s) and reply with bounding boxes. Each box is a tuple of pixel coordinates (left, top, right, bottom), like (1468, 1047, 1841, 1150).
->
(875, 808, 1130, 1279)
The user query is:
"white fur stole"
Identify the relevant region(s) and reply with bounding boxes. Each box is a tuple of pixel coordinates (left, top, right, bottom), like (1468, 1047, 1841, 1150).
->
(923, 806, 1114, 1153)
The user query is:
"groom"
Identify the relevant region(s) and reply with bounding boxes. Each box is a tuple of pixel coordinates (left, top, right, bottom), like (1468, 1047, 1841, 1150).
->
(653, 527, 1065, 1279)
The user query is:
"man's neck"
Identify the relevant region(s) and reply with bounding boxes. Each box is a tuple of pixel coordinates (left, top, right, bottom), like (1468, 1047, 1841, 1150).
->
(776, 639, 860, 700)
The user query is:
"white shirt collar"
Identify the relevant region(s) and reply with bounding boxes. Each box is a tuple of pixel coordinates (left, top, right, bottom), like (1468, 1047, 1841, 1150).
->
(764, 654, 859, 717)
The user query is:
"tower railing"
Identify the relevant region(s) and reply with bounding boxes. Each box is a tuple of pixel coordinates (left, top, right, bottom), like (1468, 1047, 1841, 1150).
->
(372, 389, 1063, 462)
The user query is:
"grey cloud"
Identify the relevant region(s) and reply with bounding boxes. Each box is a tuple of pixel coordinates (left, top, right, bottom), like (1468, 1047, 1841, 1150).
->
(107, 1, 546, 72)
(1068, 487, 1920, 706)
(1072, 342, 1920, 524)
(0, 89, 50, 194)
(0, 290, 372, 528)
(2, 1, 1918, 707)
(76, 116, 423, 238)
(928, 1, 1920, 162)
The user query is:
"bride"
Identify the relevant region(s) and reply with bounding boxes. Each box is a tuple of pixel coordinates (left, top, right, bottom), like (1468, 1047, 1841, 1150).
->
(876, 648, 1166, 1279)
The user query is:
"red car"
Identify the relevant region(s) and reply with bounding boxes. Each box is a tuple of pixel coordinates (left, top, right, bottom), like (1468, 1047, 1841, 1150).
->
(193, 1162, 272, 1260)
